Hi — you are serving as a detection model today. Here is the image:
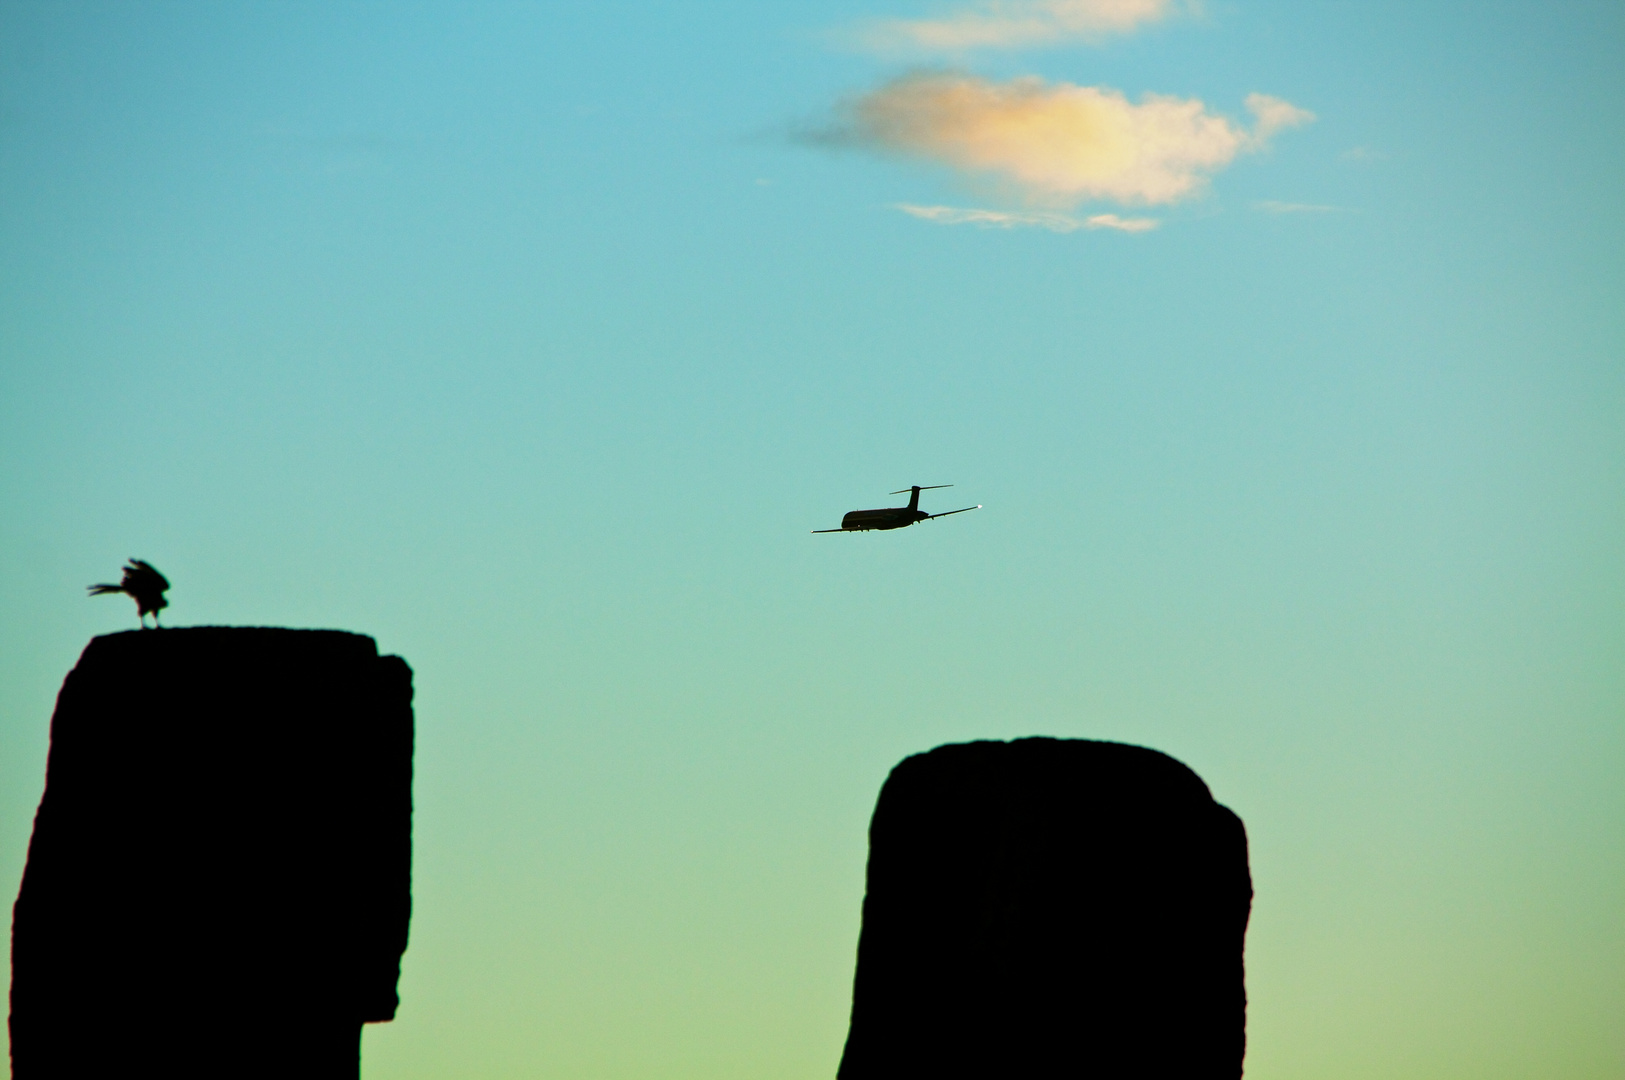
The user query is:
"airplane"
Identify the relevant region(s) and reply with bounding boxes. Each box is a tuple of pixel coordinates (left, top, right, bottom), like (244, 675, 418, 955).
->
(813, 485, 981, 533)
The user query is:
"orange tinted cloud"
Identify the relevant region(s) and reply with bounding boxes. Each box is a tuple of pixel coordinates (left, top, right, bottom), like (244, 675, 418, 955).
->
(861, 0, 1176, 52)
(843, 73, 1313, 207)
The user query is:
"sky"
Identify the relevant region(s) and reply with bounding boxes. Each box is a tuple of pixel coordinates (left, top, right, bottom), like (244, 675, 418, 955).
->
(1, 1, 1621, 1076)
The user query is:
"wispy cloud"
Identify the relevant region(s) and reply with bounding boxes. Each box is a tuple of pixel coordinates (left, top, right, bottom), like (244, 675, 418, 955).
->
(897, 203, 1159, 231)
(858, 0, 1179, 53)
(1253, 200, 1347, 214)
(1083, 212, 1160, 231)
(1244, 93, 1315, 147)
(1339, 145, 1389, 162)
(823, 73, 1313, 207)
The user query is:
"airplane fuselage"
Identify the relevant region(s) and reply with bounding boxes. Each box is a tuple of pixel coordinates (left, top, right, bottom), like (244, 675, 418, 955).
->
(838, 507, 929, 531)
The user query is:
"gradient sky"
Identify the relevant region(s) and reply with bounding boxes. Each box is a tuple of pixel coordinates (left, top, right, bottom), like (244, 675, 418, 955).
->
(2, 2, 1621, 1077)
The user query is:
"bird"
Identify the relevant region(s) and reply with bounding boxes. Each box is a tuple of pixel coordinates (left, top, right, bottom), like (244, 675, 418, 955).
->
(88, 559, 170, 628)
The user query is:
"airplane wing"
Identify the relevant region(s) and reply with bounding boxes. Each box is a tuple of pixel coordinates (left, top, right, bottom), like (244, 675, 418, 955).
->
(926, 505, 981, 520)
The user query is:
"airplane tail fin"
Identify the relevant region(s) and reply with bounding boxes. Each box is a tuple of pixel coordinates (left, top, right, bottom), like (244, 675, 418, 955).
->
(890, 484, 952, 512)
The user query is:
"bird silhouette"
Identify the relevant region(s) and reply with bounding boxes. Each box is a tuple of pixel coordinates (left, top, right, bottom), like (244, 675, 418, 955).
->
(88, 560, 170, 628)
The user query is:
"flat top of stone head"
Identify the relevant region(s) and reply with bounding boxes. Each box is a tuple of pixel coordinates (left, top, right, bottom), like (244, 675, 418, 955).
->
(85, 626, 384, 663)
(885, 737, 1217, 808)
(63, 627, 410, 730)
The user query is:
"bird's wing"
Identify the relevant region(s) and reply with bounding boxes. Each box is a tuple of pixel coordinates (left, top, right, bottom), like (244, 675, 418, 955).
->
(126, 560, 170, 590)
(87, 584, 124, 595)
(925, 505, 981, 520)
(811, 528, 848, 533)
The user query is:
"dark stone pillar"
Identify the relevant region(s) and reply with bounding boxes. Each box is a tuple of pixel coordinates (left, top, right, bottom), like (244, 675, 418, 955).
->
(837, 738, 1251, 1079)
(10, 628, 413, 1078)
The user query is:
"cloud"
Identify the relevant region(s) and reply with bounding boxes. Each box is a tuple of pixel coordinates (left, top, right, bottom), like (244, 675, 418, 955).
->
(897, 203, 1159, 231)
(1243, 93, 1314, 146)
(859, 0, 1178, 52)
(830, 73, 1313, 207)
(1253, 200, 1346, 214)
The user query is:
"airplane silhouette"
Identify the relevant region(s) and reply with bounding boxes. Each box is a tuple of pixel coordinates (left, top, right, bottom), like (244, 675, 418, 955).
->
(814, 485, 981, 533)
(88, 560, 170, 628)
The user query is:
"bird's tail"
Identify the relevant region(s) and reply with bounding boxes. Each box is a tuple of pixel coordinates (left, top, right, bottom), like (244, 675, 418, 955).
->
(87, 584, 124, 596)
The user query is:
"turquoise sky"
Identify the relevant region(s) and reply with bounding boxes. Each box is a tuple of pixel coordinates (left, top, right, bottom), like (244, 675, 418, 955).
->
(2, 2, 1621, 1076)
